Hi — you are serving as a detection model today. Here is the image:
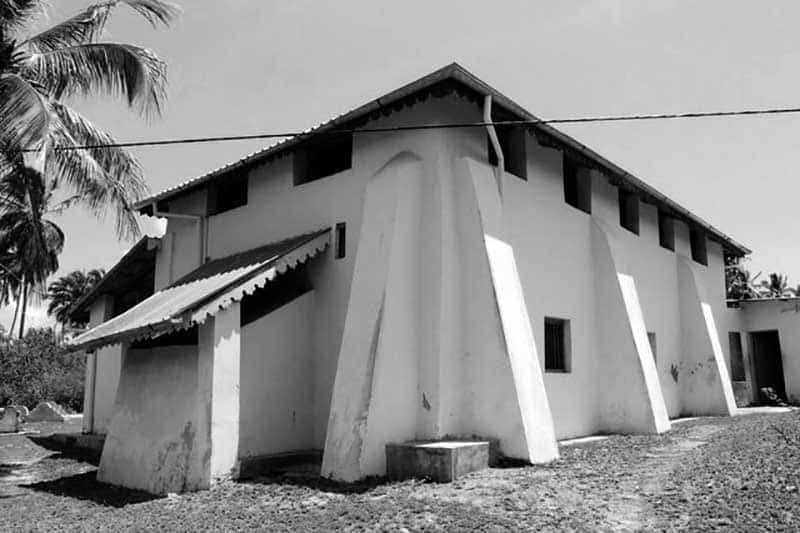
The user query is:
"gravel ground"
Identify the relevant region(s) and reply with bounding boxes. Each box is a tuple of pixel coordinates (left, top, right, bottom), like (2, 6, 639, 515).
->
(0, 410, 798, 531)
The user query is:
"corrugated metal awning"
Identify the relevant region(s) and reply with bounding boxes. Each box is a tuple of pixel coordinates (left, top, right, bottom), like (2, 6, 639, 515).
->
(69, 229, 330, 352)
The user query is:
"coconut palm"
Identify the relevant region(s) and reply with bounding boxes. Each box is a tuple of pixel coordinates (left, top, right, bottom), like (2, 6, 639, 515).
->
(0, 164, 65, 337)
(762, 272, 792, 298)
(0, 0, 178, 239)
(46, 267, 104, 327)
(725, 257, 763, 300)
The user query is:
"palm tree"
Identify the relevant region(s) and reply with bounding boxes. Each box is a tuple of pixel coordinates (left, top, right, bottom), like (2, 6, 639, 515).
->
(0, 164, 65, 337)
(46, 268, 105, 327)
(763, 272, 792, 298)
(725, 256, 762, 300)
(0, 0, 178, 239)
(0, 1, 176, 336)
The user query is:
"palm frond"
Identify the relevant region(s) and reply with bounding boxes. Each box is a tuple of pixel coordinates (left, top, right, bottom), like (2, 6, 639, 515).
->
(23, 42, 167, 115)
(0, 73, 49, 150)
(0, 165, 63, 289)
(0, 0, 44, 32)
(21, 4, 112, 52)
(47, 101, 148, 239)
(46, 267, 105, 324)
(46, 193, 82, 215)
(21, 0, 177, 53)
(118, 0, 179, 27)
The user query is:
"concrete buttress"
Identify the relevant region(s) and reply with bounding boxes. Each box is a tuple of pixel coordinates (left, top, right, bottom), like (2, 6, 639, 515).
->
(677, 258, 737, 416)
(591, 221, 671, 434)
(321, 153, 558, 482)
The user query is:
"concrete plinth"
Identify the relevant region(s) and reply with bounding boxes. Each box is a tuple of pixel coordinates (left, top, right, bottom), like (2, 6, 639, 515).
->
(386, 441, 490, 482)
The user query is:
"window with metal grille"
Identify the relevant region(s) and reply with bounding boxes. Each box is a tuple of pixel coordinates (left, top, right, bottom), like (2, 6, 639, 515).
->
(544, 317, 570, 372)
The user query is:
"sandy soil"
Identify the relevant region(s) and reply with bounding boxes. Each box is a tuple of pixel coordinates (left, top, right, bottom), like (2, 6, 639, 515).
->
(0, 411, 798, 531)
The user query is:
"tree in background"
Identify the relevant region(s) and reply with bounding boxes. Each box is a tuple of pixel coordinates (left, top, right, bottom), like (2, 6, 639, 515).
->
(0, 0, 177, 336)
(0, 165, 64, 337)
(0, 327, 84, 411)
(47, 268, 105, 328)
(761, 272, 794, 298)
(725, 255, 761, 300)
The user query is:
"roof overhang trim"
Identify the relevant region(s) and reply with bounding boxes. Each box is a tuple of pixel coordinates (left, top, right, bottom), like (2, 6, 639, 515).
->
(68, 231, 330, 353)
(133, 63, 750, 256)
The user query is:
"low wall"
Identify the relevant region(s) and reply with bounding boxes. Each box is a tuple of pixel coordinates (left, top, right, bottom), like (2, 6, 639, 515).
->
(98, 345, 203, 494)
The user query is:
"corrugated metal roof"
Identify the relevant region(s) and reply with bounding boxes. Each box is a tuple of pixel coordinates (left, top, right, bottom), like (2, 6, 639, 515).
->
(68, 229, 330, 352)
(133, 62, 750, 255)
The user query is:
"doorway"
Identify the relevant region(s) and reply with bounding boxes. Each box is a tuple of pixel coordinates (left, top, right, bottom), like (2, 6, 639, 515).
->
(749, 330, 786, 402)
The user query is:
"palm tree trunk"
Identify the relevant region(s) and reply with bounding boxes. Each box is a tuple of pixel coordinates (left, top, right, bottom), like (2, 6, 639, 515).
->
(9, 288, 21, 337)
(18, 279, 28, 339)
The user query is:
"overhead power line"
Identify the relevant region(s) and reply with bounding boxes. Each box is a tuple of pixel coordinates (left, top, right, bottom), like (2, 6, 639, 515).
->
(21, 105, 800, 152)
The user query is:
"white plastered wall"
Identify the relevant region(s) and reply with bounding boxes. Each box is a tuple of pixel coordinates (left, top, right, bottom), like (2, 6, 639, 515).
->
(740, 300, 800, 404)
(239, 292, 314, 457)
(98, 344, 202, 494)
(98, 304, 242, 494)
(116, 92, 743, 489)
(321, 137, 558, 481)
(82, 296, 122, 434)
(440, 95, 737, 433)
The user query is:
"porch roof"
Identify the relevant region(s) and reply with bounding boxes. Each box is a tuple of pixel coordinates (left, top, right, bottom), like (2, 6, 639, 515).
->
(68, 229, 330, 352)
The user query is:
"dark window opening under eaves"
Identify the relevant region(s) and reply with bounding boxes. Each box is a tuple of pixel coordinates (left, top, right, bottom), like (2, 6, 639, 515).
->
(294, 133, 353, 185)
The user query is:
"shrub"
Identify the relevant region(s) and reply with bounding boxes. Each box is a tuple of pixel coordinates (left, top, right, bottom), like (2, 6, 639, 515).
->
(0, 328, 85, 412)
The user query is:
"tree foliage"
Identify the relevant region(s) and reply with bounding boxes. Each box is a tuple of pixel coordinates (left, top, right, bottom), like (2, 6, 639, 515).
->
(0, 0, 178, 238)
(726, 255, 796, 301)
(46, 268, 105, 326)
(0, 0, 176, 336)
(0, 327, 84, 411)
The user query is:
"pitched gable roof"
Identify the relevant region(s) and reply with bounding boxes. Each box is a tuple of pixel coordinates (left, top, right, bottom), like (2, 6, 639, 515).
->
(134, 63, 749, 256)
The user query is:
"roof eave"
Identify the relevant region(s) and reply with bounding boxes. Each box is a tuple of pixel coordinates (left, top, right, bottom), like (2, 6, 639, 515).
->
(133, 62, 750, 256)
(67, 236, 160, 320)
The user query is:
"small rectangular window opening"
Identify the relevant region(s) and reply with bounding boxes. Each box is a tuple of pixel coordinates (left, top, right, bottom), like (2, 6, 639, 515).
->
(647, 332, 657, 363)
(619, 189, 640, 235)
(563, 154, 592, 213)
(658, 211, 675, 251)
(294, 133, 353, 186)
(728, 332, 746, 381)
(208, 172, 248, 215)
(690, 228, 708, 266)
(335, 222, 346, 259)
(487, 125, 527, 179)
(544, 317, 571, 372)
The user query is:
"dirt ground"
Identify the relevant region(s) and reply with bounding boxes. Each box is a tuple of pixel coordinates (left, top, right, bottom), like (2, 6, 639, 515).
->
(1, 410, 798, 531)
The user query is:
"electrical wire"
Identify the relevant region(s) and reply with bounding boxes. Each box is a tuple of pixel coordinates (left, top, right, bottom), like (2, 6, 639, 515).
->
(19, 105, 800, 152)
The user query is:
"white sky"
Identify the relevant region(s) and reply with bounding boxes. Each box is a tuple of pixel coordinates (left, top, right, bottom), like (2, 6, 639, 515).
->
(5, 0, 800, 330)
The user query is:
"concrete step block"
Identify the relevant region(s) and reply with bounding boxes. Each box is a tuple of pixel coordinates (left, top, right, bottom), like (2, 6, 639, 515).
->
(385, 440, 490, 482)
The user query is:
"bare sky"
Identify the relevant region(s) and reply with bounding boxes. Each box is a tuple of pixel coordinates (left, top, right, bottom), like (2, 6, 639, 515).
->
(7, 0, 800, 329)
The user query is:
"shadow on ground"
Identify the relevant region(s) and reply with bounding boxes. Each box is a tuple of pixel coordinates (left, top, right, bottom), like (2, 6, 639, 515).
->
(28, 436, 101, 465)
(24, 470, 162, 507)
